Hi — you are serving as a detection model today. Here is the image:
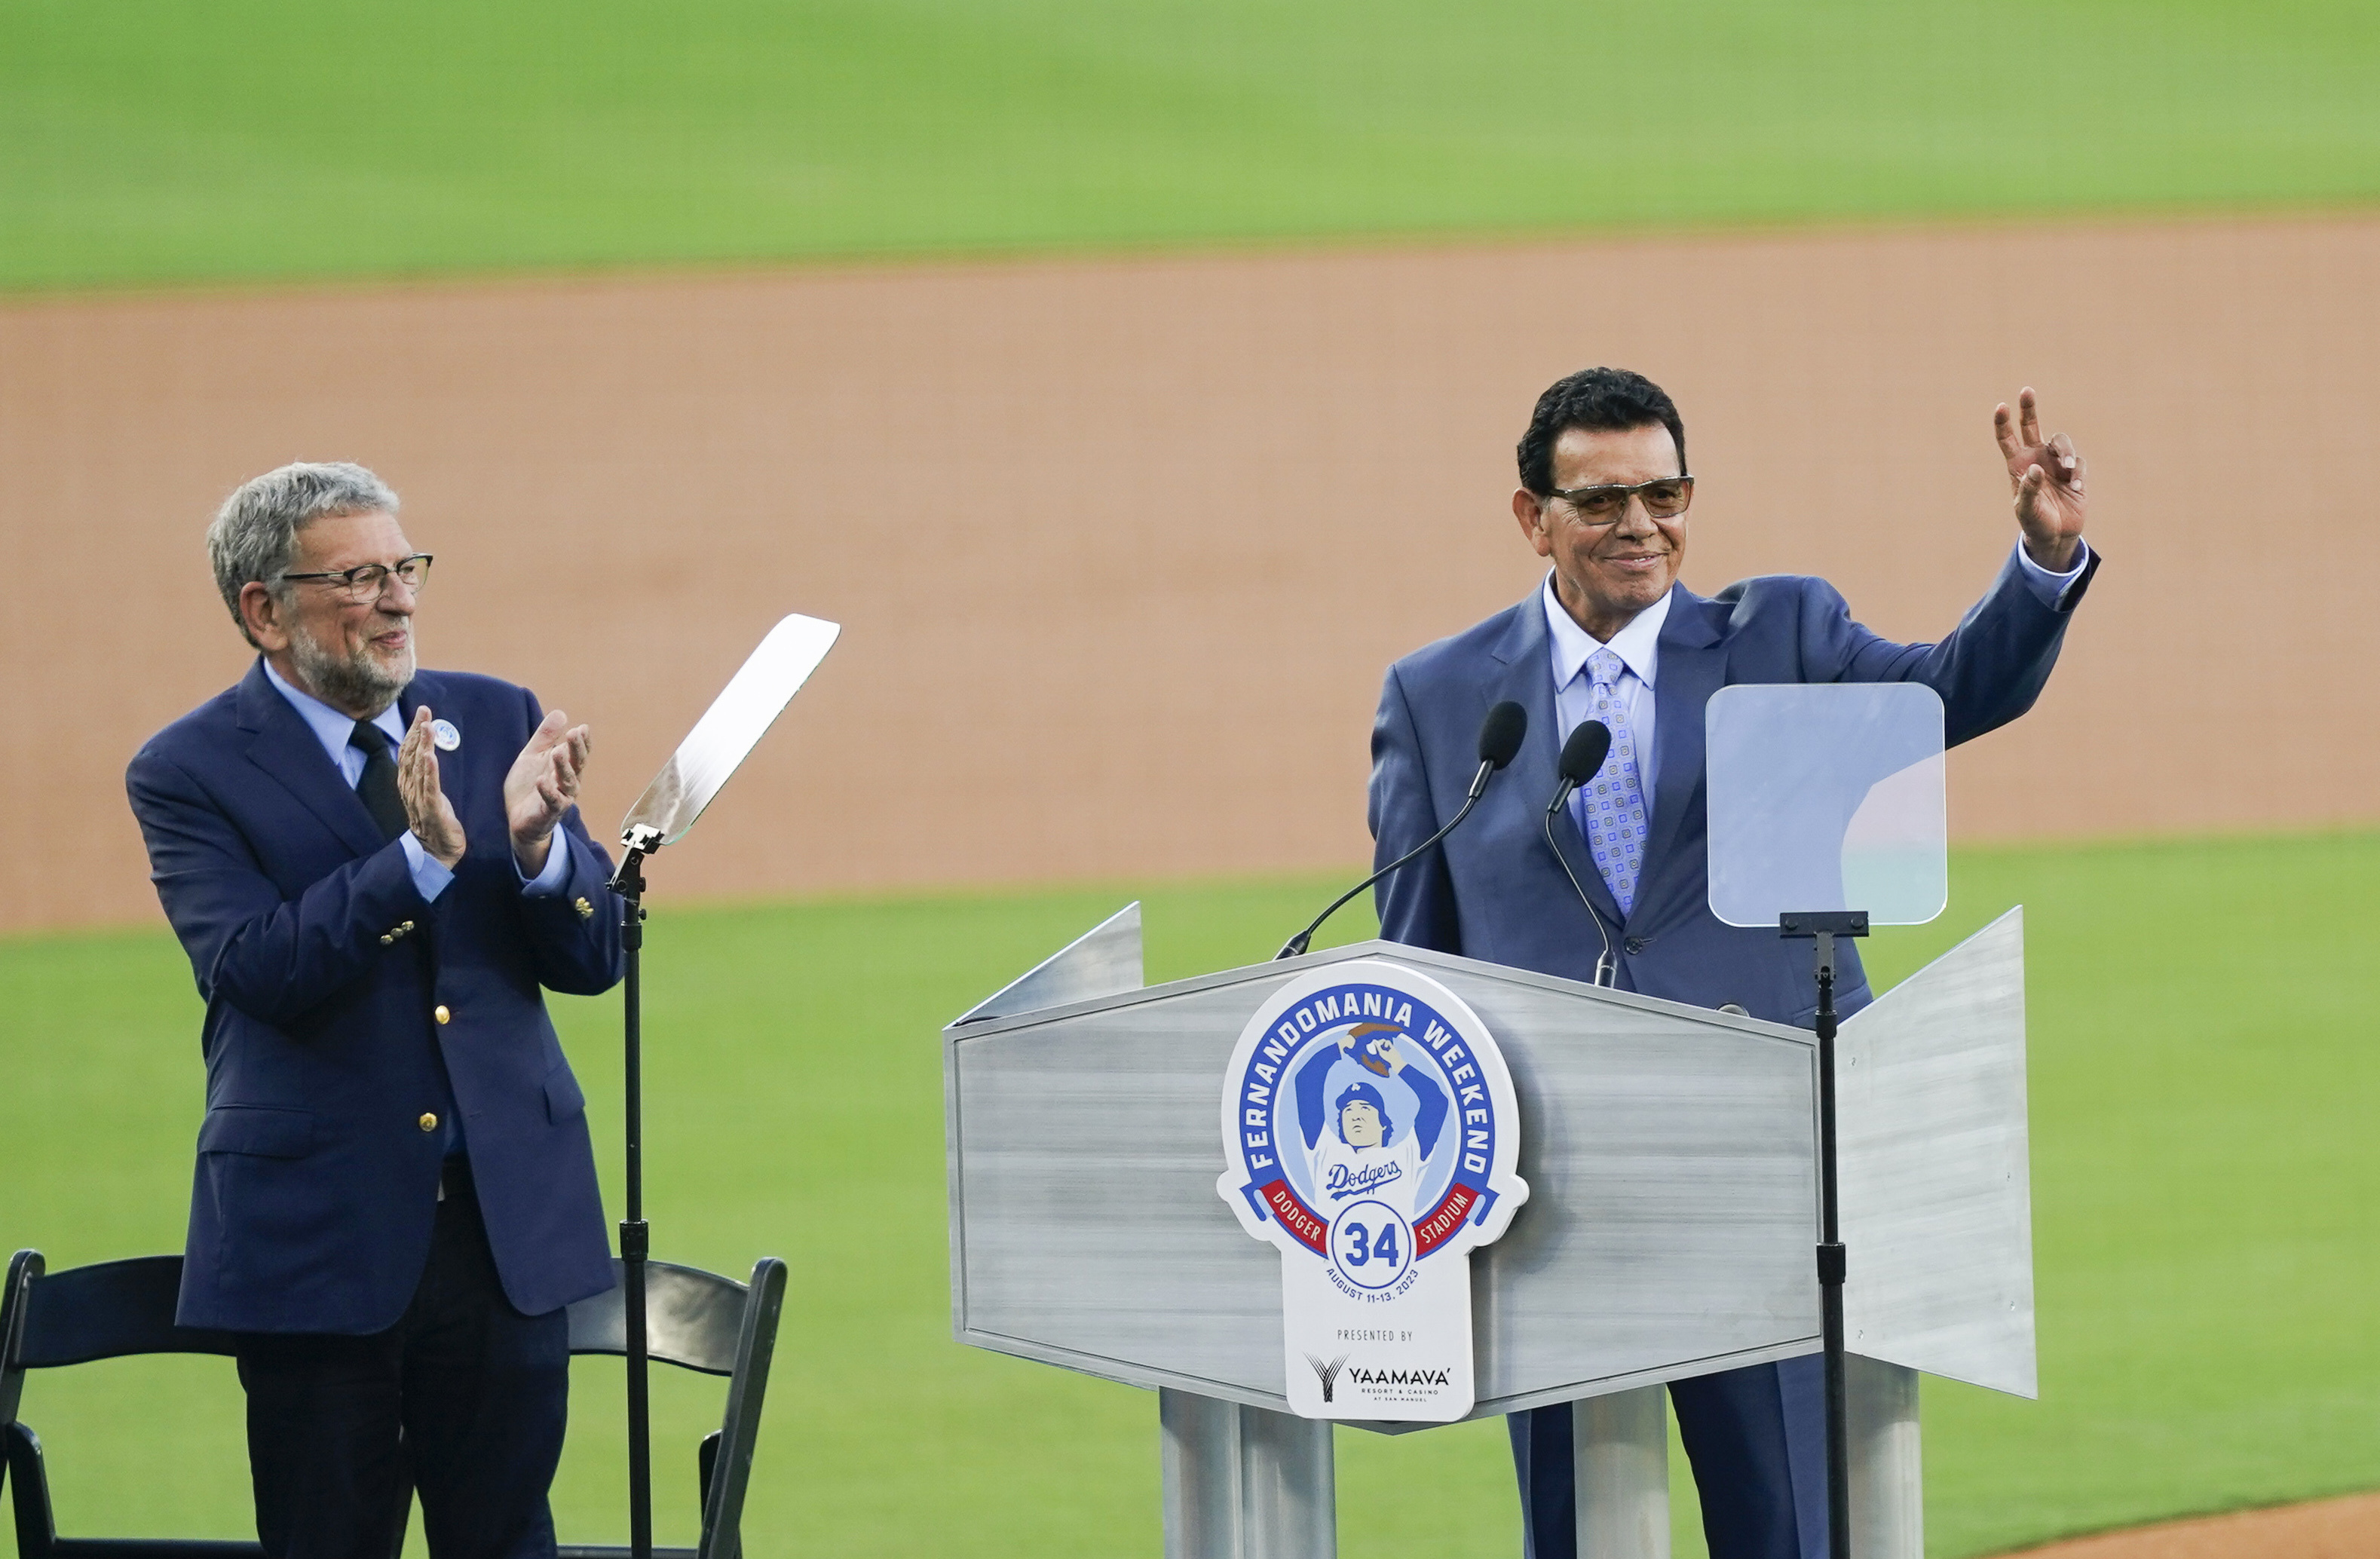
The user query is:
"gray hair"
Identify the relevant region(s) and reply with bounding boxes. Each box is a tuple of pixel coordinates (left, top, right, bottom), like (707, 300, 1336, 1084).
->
(207, 462, 400, 647)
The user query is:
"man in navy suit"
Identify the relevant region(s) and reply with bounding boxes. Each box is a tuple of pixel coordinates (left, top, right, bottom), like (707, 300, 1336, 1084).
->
(1368, 369, 2096, 1559)
(127, 463, 623, 1559)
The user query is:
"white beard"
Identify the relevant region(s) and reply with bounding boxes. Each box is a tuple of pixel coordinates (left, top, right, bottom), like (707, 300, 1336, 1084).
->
(289, 617, 413, 715)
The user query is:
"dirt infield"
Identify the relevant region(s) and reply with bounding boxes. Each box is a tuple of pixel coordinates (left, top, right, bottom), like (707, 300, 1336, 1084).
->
(2, 216, 2376, 933)
(2007, 1491, 2380, 1558)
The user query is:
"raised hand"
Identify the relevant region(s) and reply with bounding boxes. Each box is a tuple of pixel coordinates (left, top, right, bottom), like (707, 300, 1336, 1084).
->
(1340, 1028, 1401, 1073)
(1993, 387, 2087, 570)
(399, 707, 466, 868)
(505, 708, 592, 875)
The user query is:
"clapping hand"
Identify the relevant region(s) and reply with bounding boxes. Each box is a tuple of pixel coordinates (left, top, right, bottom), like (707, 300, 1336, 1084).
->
(505, 709, 593, 875)
(399, 707, 466, 868)
(1994, 387, 2087, 570)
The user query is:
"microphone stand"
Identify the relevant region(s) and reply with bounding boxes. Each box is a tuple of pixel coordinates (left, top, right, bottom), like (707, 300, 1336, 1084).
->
(1543, 722, 1618, 986)
(1541, 801, 1617, 987)
(1277, 759, 1492, 960)
(1781, 907, 1869, 1559)
(609, 823, 663, 1559)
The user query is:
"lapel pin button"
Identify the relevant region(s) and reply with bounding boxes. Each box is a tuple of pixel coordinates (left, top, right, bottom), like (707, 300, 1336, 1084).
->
(431, 718, 461, 752)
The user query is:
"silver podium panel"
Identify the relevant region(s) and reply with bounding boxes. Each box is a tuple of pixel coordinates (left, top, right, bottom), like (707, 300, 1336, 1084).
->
(946, 910, 2032, 1559)
(951, 902, 1145, 1026)
(1839, 906, 2036, 1397)
(945, 935, 1825, 1423)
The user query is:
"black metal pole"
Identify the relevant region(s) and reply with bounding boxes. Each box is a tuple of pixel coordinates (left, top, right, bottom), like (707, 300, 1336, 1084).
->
(1780, 908, 1864, 1559)
(1813, 931, 1850, 1559)
(613, 843, 654, 1559)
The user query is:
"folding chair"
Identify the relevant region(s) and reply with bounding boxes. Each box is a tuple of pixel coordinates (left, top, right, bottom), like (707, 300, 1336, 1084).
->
(2, 1249, 786, 1559)
(559, 1257, 787, 1559)
(0, 1249, 250, 1559)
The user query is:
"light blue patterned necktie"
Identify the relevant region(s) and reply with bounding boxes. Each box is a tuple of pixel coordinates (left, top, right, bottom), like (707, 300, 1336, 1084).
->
(1576, 647, 1650, 917)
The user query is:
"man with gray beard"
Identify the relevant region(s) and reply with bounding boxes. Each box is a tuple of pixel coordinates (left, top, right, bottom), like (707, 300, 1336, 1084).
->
(126, 463, 622, 1559)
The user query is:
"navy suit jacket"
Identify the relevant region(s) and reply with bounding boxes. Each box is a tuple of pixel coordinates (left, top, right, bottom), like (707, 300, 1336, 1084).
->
(1369, 548, 2097, 1022)
(127, 661, 622, 1334)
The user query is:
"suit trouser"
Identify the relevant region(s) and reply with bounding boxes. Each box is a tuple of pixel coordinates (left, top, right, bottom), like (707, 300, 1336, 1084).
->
(1509, 1355, 1829, 1559)
(232, 1163, 571, 1559)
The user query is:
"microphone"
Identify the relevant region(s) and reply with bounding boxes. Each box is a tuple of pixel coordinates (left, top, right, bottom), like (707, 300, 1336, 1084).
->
(1471, 698, 1530, 795)
(1542, 720, 1619, 986)
(1549, 720, 1612, 813)
(1276, 700, 1527, 960)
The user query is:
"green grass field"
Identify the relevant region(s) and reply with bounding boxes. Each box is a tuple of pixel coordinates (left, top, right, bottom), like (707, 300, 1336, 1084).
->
(5, 0, 2378, 290)
(4, 830, 2376, 1557)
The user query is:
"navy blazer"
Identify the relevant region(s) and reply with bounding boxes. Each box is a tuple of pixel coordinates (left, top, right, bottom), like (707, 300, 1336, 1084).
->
(1369, 548, 2097, 1023)
(127, 661, 622, 1334)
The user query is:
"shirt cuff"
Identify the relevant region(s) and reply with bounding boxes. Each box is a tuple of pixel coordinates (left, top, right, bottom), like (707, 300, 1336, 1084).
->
(517, 832, 573, 897)
(2014, 538, 2091, 609)
(400, 832, 455, 902)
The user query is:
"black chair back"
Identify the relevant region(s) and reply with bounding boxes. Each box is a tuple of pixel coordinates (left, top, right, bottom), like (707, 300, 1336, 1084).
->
(565, 1260, 749, 1374)
(2, 1248, 265, 1559)
(9, 1255, 237, 1368)
(5, 1248, 786, 1559)
(558, 1257, 787, 1559)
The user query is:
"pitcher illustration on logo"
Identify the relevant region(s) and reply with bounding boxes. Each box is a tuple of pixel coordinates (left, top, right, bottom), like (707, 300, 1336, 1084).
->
(1300, 1025, 1446, 1222)
(1218, 959, 1528, 1420)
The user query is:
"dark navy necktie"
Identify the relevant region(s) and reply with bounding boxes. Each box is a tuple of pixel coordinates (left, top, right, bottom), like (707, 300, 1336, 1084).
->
(348, 719, 408, 842)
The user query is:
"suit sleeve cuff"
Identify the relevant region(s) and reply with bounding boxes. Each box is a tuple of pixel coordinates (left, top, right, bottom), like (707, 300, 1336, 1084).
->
(400, 832, 455, 902)
(517, 832, 574, 897)
(2014, 538, 2091, 609)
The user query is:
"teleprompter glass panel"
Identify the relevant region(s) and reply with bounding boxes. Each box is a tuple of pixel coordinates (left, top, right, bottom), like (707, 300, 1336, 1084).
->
(1705, 683, 1947, 928)
(620, 612, 841, 847)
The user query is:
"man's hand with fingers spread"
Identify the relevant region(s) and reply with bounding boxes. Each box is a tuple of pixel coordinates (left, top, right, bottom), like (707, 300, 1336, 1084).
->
(399, 707, 466, 868)
(1994, 386, 2087, 571)
(506, 709, 593, 875)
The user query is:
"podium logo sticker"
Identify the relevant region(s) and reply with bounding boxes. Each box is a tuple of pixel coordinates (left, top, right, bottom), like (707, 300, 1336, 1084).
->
(1218, 958, 1527, 1421)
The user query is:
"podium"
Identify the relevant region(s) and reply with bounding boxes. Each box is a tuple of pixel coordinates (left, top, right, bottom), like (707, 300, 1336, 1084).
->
(944, 905, 2035, 1558)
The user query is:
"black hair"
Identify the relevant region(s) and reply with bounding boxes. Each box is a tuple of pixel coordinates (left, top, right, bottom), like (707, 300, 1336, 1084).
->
(1515, 367, 1686, 496)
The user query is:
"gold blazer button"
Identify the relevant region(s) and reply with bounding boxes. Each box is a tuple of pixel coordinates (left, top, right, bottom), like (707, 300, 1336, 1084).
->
(418, 1112, 439, 1132)
(434, 1005, 451, 1025)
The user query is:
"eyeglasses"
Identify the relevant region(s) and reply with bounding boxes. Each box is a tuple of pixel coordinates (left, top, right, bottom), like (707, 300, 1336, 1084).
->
(1543, 476, 1694, 525)
(280, 553, 434, 603)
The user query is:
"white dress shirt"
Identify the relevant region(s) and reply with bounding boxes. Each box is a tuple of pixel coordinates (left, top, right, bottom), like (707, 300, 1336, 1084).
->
(1540, 539, 2092, 835)
(261, 659, 570, 901)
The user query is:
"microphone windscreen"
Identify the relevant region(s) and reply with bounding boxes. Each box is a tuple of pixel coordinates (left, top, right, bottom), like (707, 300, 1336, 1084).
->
(1478, 701, 1529, 769)
(1559, 720, 1614, 784)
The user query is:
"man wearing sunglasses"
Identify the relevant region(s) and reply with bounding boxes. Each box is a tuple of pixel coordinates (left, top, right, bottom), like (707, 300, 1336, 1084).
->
(125, 462, 621, 1559)
(1368, 367, 2095, 1559)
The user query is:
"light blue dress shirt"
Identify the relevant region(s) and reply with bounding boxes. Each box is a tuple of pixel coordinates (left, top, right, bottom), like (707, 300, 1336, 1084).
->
(1542, 538, 2093, 836)
(260, 659, 571, 901)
